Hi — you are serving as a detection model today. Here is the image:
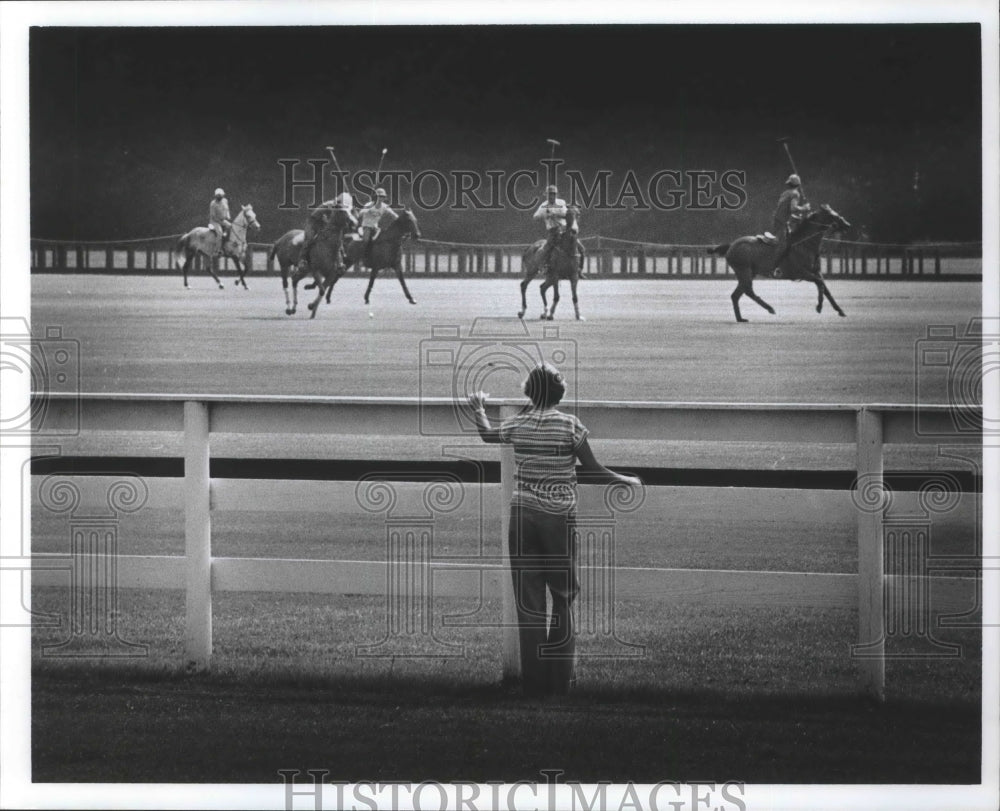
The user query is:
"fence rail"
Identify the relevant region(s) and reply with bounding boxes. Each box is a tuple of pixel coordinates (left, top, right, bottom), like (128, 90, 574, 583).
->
(28, 236, 983, 279)
(29, 394, 982, 699)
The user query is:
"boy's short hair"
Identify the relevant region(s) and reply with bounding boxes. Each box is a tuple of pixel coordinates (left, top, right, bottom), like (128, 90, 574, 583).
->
(523, 363, 566, 408)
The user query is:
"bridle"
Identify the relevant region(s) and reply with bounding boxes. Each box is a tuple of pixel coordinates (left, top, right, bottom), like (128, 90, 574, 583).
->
(787, 212, 843, 252)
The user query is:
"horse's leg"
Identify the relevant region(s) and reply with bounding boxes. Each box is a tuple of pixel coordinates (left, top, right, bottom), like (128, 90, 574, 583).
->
(307, 271, 326, 318)
(730, 283, 747, 322)
(207, 254, 224, 289)
(233, 254, 250, 290)
(324, 269, 345, 304)
(539, 279, 551, 319)
(744, 278, 775, 316)
(812, 275, 824, 312)
(393, 262, 416, 304)
(547, 280, 561, 321)
(231, 257, 249, 290)
(282, 265, 294, 315)
(182, 252, 191, 289)
(807, 273, 846, 317)
(364, 267, 377, 305)
(570, 273, 583, 321)
(518, 264, 538, 319)
(325, 268, 336, 303)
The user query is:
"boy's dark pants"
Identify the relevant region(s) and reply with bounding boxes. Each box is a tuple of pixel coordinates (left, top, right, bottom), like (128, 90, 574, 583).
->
(508, 505, 579, 696)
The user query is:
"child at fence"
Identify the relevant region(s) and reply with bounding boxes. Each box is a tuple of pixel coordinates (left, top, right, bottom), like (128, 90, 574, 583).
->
(467, 363, 641, 697)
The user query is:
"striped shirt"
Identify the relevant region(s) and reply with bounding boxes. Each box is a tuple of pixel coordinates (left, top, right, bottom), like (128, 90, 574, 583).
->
(499, 408, 589, 513)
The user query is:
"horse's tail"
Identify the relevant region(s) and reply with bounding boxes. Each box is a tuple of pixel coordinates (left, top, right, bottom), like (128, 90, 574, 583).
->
(267, 239, 279, 270)
(707, 243, 730, 256)
(173, 233, 189, 268)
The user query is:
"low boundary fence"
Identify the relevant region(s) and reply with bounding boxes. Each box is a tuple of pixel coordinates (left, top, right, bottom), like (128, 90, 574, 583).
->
(27, 394, 982, 700)
(29, 235, 983, 279)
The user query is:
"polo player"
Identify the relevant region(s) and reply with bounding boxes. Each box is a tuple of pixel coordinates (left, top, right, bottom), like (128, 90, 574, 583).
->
(358, 188, 398, 267)
(533, 185, 579, 271)
(763, 173, 811, 275)
(298, 193, 357, 275)
(209, 188, 231, 253)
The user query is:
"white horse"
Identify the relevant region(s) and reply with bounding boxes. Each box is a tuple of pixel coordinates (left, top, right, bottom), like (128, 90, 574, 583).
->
(174, 204, 261, 289)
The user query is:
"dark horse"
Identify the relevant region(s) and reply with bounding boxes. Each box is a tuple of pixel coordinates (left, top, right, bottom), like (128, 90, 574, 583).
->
(708, 204, 851, 323)
(175, 204, 261, 290)
(272, 208, 421, 318)
(271, 208, 354, 317)
(518, 207, 586, 320)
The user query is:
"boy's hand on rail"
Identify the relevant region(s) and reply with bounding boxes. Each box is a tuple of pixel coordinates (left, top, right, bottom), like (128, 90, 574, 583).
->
(467, 391, 489, 412)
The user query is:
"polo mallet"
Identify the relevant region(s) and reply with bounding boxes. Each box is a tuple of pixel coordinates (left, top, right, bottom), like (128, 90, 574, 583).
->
(777, 136, 806, 200)
(543, 138, 562, 195)
(325, 145, 356, 201)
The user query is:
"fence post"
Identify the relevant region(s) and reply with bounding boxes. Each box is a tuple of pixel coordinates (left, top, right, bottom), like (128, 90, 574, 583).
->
(934, 248, 941, 275)
(499, 404, 519, 684)
(855, 407, 885, 700)
(184, 400, 212, 672)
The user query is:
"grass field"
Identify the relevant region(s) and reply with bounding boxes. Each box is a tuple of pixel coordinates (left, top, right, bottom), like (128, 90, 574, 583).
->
(23, 274, 987, 785)
(30, 275, 982, 402)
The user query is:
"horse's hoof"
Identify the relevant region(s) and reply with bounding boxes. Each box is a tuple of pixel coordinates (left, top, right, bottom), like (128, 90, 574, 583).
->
(838, 311, 847, 318)
(546, 315, 555, 321)
(217, 284, 224, 290)
(517, 311, 525, 319)
(576, 315, 586, 321)
(408, 299, 416, 305)
(308, 302, 317, 312)
(737, 318, 749, 323)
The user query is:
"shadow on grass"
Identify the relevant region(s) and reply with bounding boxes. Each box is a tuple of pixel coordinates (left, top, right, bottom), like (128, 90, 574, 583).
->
(32, 660, 981, 784)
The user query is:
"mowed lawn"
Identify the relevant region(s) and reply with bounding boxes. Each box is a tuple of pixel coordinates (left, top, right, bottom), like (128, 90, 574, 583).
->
(29, 274, 982, 402)
(23, 274, 986, 784)
(30, 589, 981, 784)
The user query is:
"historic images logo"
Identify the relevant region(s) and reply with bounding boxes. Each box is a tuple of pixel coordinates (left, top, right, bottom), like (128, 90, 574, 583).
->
(278, 150, 747, 212)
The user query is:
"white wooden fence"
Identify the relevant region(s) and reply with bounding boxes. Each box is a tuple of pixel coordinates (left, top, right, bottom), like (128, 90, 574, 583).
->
(30, 393, 981, 699)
